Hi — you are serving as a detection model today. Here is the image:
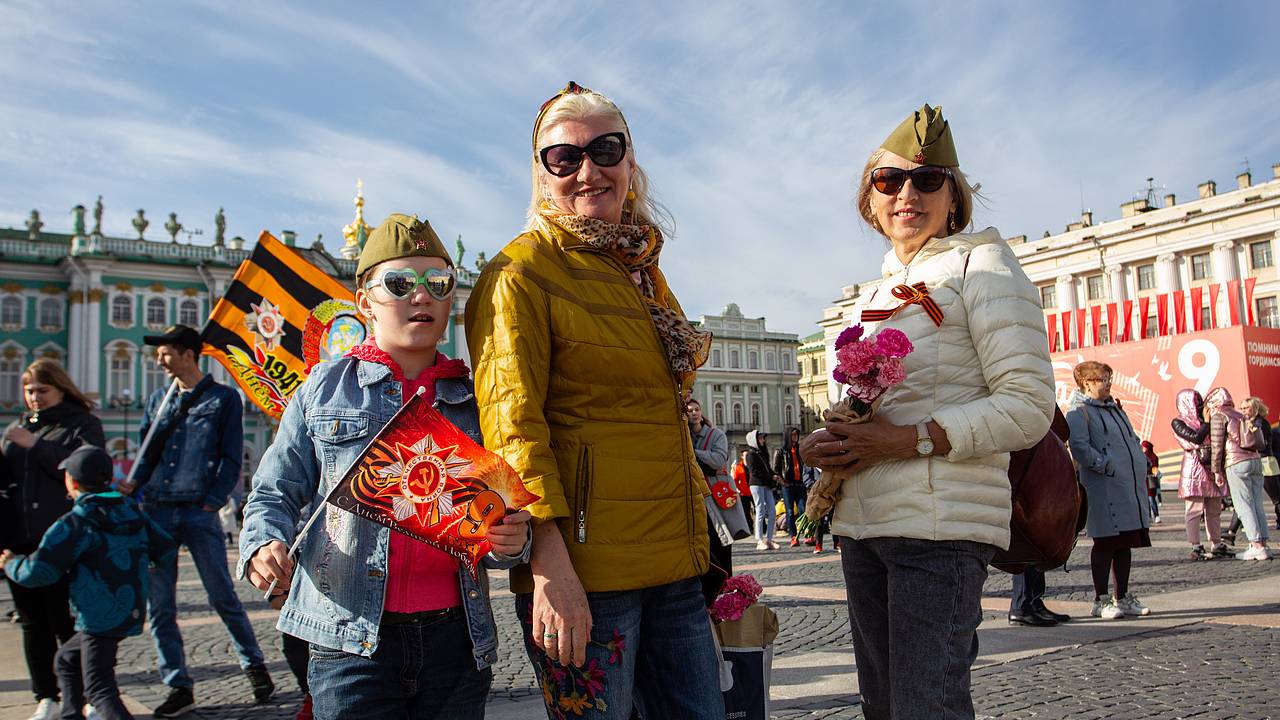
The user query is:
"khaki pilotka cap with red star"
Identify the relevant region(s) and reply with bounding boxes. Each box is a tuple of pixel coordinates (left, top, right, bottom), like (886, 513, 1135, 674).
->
(356, 212, 454, 278)
(881, 103, 959, 167)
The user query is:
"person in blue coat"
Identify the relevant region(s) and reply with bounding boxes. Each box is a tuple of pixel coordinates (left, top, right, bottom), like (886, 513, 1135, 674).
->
(1065, 361, 1152, 621)
(2, 444, 175, 720)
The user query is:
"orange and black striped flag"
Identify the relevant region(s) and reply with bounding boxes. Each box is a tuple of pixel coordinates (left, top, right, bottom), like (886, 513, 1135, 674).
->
(201, 231, 367, 418)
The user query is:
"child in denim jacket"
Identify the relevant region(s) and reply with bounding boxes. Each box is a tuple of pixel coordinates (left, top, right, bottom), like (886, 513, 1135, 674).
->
(239, 214, 531, 720)
(3, 444, 175, 720)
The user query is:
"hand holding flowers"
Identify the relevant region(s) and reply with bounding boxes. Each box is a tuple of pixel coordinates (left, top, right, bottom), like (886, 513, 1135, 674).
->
(801, 325, 922, 520)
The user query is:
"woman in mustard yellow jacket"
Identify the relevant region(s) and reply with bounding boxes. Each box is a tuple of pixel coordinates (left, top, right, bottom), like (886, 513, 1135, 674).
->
(465, 82, 721, 720)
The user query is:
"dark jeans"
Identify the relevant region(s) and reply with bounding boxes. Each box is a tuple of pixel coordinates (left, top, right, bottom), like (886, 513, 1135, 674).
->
(282, 632, 310, 693)
(307, 610, 490, 720)
(781, 484, 807, 538)
(54, 632, 131, 720)
(145, 505, 264, 688)
(8, 575, 75, 701)
(839, 536, 994, 720)
(1265, 475, 1280, 528)
(517, 577, 724, 720)
(1009, 568, 1046, 615)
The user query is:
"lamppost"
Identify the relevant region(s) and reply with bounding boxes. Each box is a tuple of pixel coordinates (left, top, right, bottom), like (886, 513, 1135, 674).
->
(110, 388, 134, 460)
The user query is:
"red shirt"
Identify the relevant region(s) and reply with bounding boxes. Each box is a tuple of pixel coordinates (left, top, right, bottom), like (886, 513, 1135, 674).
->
(346, 338, 470, 612)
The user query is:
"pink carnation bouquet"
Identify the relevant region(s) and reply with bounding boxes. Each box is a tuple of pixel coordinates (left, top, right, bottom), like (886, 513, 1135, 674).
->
(805, 325, 914, 521)
(710, 574, 764, 623)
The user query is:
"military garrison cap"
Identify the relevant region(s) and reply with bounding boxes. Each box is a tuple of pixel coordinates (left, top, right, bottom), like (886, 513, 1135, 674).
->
(356, 213, 453, 278)
(881, 104, 959, 167)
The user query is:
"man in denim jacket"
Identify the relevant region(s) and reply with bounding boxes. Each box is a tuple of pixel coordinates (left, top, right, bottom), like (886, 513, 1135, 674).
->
(126, 325, 272, 717)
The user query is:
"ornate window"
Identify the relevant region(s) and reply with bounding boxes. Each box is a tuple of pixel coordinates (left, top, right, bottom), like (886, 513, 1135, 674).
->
(751, 403, 761, 427)
(765, 353, 775, 371)
(711, 348, 721, 367)
(730, 350, 740, 369)
(0, 295, 23, 329)
(732, 403, 743, 425)
(782, 352, 793, 371)
(141, 349, 166, 401)
(178, 298, 200, 327)
(111, 295, 133, 326)
(1086, 275, 1106, 301)
(748, 351, 759, 370)
(714, 402, 725, 426)
(0, 345, 25, 406)
(105, 342, 135, 403)
(38, 298, 63, 331)
(784, 404, 794, 425)
(145, 297, 167, 328)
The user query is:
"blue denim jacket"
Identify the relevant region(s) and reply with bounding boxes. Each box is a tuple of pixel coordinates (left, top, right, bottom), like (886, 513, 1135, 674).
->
(237, 357, 528, 669)
(136, 375, 244, 509)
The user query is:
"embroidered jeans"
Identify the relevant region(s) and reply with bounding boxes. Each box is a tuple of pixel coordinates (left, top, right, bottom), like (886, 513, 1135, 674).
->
(516, 577, 724, 720)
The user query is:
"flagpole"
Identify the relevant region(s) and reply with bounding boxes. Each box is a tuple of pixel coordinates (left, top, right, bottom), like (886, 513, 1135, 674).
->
(262, 385, 427, 601)
(122, 378, 180, 491)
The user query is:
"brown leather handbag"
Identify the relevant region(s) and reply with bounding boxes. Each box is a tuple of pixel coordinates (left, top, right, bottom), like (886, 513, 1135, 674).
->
(991, 407, 1087, 574)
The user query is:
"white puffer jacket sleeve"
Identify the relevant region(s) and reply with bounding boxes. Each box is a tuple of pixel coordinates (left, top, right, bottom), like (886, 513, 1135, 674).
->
(930, 242, 1054, 460)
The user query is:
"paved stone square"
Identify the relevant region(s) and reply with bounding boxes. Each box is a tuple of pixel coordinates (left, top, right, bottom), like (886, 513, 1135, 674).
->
(1, 517, 1277, 719)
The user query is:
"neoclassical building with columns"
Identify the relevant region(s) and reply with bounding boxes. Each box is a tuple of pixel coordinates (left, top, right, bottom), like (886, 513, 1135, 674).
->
(0, 190, 478, 482)
(819, 162, 1280, 403)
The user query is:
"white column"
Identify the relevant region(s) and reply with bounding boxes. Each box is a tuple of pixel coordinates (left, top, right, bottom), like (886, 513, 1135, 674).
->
(67, 294, 85, 388)
(1106, 266, 1127, 302)
(1155, 253, 1179, 292)
(85, 288, 102, 399)
(1213, 240, 1239, 283)
(1055, 274, 1078, 310)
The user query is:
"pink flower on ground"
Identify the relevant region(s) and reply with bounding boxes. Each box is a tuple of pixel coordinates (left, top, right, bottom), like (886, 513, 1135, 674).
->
(836, 341, 878, 376)
(873, 328, 913, 359)
(877, 359, 906, 387)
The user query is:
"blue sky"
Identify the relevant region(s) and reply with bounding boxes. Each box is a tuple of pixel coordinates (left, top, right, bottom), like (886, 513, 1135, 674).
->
(3, 1, 1278, 336)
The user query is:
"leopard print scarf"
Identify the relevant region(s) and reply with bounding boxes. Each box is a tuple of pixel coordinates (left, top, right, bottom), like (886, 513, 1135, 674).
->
(548, 213, 711, 391)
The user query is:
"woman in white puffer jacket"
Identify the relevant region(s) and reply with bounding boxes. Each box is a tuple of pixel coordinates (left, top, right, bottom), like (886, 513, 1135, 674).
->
(801, 105, 1054, 720)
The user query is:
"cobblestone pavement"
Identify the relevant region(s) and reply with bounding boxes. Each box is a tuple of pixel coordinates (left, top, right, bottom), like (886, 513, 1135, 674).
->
(774, 623, 1280, 719)
(3, 516, 1277, 719)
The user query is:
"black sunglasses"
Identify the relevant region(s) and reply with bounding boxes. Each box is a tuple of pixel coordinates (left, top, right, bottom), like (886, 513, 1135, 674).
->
(870, 166, 951, 195)
(539, 132, 627, 177)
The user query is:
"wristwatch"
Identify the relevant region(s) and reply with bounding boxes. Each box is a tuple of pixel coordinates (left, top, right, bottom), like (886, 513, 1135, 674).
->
(915, 422, 935, 457)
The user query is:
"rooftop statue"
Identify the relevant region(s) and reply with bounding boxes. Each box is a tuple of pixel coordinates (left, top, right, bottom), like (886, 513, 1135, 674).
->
(71, 204, 86, 237)
(215, 207, 226, 246)
(26, 210, 43, 240)
(165, 212, 182, 243)
(92, 196, 104, 236)
(132, 209, 149, 240)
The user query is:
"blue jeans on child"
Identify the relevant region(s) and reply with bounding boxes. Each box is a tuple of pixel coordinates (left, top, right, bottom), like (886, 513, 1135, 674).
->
(307, 609, 491, 720)
(516, 577, 724, 720)
(146, 505, 265, 688)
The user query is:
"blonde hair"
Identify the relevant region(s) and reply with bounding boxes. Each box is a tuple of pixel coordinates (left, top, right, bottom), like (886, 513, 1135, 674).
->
(525, 90, 673, 236)
(1244, 396, 1269, 418)
(854, 148, 979, 237)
